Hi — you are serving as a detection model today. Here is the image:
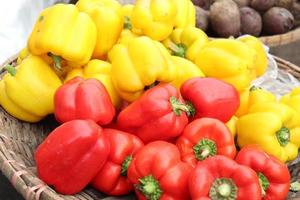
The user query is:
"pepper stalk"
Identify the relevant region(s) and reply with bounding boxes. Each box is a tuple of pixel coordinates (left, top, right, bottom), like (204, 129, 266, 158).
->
(136, 175, 162, 200)
(5, 65, 16, 76)
(170, 96, 195, 117)
(276, 127, 290, 147)
(193, 138, 217, 161)
(121, 155, 133, 177)
(209, 178, 238, 200)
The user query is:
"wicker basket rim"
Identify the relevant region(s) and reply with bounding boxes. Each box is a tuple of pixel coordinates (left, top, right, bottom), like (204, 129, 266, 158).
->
(208, 27, 300, 47)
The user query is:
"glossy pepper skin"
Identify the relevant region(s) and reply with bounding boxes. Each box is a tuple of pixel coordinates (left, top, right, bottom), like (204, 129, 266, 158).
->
(181, 77, 240, 123)
(54, 77, 115, 125)
(163, 27, 208, 62)
(176, 118, 236, 167)
(235, 86, 276, 117)
(131, 0, 177, 41)
(65, 59, 121, 108)
(281, 87, 300, 115)
(117, 84, 191, 143)
(238, 35, 268, 77)
(0, 56, 62, 122)
(109, 36, 176, 102)
(91, 129, 144, 195)
(189, 155, 262, 200)
(28, 4, 97, 68)
(35, 120, 110, 195)
(237, 102, 300, 162)
(128, 141, 192, 200)
(236, 146, 290, 200)
(76, 0, 123, 59)
(195, 39, 256, 91)
(170, 56, 204, 89)
(173, 0, 195, 28)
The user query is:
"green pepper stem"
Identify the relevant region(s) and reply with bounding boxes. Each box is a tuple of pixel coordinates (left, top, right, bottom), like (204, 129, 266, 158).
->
(124, 16, 132, 30)
(168, 43, 187, 58)
(48, 52, 62, 71)
(4, 65, 16, 76)
(135, 175, 162, 200)
(209, 178, 238, 200)
(193, 138, 217, 161)
(276, 127, 290, 147)
(249, 85, 262, 91)
(121, 155, 133, 177)
(170, 96, 195, 117)
(290, 181, 300, 192)
(258, 172, 270, 197)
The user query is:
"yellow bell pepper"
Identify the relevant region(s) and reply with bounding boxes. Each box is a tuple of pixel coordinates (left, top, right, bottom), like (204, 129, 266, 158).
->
(118, 5, 142, 44)
(238, 35, 268, 77)
(16, 47, 73, 80)
(28, 4, 97, 68)
(226, 116, 238, 137)
(17, 48, 29, 65)
(65, 59, 121, 108)
(174, 0, 195, 28)
(235, 86, 277, 117)
(195, 39, 257, 92)
(108, 36, 176, 102)
(0, 56, 62, 122)
(121, 4, 142, 34)
(170, 56, 204, 89)
(163, 27, 208, 62)
(281, 87, 300, 115)
(118, 29, 140, 45)
(237, 102, 300, 162)
(76, 0, 123, 59)
(131, 0, 177, 41)
(17, 47, 53, 65)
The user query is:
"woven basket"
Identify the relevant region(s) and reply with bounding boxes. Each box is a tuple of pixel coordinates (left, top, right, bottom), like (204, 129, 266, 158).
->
(0, 55, 300, 200)
(258, 28, 300, 47)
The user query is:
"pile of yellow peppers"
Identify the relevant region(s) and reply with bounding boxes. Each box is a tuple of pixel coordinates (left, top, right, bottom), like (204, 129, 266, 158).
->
(1, 0, 300, 164)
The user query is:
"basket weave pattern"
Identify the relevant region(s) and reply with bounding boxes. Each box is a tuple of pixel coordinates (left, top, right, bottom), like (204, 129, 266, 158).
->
(259, 28, 300, 47)
(0, 56, 300, 200)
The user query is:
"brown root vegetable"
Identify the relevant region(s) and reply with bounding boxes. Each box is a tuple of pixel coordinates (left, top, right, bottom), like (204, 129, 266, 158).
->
(250, 0, 275, 11)
(192, 0, 212, 10)
(275, 0, 293, 9)
(240, 7, 262, 36)
(195, 6, 210, 31)
(263, 7, 294, 34)
(210, 0, 241, 37)
(291, 0, 300, 26)
(233, 0, 250, 7)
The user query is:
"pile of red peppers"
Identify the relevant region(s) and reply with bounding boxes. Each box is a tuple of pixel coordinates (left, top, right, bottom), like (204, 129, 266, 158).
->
(35, 77, 291, 200)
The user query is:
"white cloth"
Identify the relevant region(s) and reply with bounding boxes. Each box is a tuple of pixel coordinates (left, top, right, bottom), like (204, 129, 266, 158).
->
(0, 0, 69, 64)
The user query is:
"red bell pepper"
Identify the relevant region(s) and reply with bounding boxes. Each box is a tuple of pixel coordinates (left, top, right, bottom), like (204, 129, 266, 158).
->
(128, 141, 192, 200)
(35, 120, 110, 194)
(180, 77, 240, 123)
(54, 77, 115, 125)
(189, 155, 261, 200)
(176, 118, 236, 167)
(235, 146, 290, 200)
(91, 129, 144, 196)
(117, 84, 192, 143)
